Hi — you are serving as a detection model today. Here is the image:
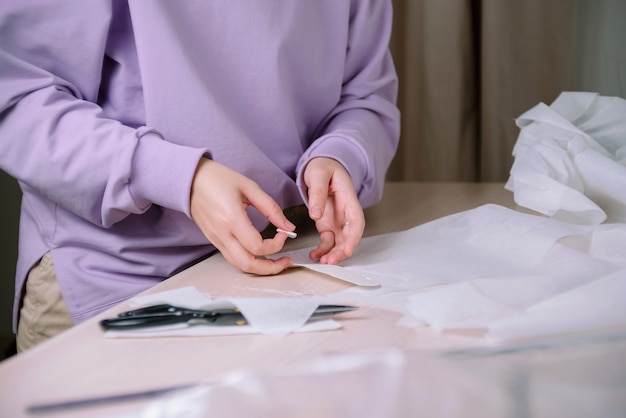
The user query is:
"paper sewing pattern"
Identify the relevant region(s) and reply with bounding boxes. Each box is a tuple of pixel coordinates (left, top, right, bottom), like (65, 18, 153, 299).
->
(277, 203, 626, 343)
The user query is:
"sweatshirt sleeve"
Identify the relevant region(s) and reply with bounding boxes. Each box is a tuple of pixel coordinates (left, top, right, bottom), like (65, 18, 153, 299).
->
(296, 0, 400, 208)
(0, 0, 206, 227)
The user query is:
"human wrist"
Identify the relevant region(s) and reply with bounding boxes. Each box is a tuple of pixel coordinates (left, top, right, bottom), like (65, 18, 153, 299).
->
(130, 129, 210, 217)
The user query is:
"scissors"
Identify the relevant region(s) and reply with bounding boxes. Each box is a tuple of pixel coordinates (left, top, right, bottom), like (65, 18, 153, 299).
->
(100, 303, 358, 330)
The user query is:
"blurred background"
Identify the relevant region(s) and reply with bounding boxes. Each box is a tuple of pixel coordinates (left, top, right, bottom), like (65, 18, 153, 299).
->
(1, 0, 625, 353)
(387, 0, 626, 181)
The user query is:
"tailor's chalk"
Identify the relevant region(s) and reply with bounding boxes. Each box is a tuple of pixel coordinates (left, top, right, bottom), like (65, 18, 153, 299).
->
(276, 228, 297, 239)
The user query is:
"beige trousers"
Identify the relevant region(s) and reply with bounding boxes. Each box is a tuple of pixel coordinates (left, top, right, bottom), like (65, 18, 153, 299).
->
(16, 252, 74, 353)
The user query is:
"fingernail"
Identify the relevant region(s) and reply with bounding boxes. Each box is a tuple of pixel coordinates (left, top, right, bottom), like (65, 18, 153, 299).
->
(310, 207, 322, 220)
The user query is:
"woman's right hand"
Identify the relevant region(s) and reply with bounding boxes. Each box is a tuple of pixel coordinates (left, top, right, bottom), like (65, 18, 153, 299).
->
(190, 158, 295, 275)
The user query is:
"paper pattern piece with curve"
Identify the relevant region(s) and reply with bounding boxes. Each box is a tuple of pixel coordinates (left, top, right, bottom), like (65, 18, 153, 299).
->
(276, 204, 626, 342)
(278, 204, 591, 290)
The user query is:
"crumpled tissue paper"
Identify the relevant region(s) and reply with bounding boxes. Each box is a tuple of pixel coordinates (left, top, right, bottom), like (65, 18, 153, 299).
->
(505, 91, 626, 225)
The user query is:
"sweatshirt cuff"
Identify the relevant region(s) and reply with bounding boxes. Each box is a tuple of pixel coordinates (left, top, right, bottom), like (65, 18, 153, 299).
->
(296, 134, 368, 204)
(130, 128, 210, 217)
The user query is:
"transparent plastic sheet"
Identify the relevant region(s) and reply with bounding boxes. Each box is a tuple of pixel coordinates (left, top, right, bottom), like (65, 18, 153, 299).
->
(117, 350, 514, 418)
(56, 333, 626, 418)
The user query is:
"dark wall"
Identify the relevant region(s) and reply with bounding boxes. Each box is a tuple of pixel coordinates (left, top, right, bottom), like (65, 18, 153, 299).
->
(0, 170, 20, 337)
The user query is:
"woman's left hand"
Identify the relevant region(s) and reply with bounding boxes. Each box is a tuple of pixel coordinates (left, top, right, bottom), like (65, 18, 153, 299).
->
(302, 157, 365, 264)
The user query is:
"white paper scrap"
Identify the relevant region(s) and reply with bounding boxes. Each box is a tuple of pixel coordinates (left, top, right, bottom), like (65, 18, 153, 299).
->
(487, 270, 626, 343)
(105, 287, 341, 339)
(277, 204, 592, 290)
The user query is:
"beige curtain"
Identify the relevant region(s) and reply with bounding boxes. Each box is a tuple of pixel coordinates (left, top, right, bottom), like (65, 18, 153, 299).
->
(386, 0, 619, 182)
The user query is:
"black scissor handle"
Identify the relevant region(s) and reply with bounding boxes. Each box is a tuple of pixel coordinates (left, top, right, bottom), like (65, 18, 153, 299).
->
(100, 313, 195, 330)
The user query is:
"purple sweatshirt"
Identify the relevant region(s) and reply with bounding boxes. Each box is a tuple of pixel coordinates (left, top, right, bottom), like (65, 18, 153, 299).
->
(0, 1, 399, 327)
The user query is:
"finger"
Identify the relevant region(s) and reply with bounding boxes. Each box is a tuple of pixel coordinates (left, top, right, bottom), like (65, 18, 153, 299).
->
(201, 202, 291, 269)
(241, 182, 295, 232)
(219, 232, 293, 275)
(238, 254, 293, 276)
(319, 219, 362, 264)
(229, 213, 291, 257)
(246, 255, 293, 276)
(305, 169, 331, 221)
(319, 246, 349, 265)
(313, 202, 364, 264)
(339, 206, 365, 257)
(309, 230, 335, 261)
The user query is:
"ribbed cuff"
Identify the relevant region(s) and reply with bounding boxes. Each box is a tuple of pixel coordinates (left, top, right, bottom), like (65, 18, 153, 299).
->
(129, 128, 210, 217)
(296, 134, 368, 204)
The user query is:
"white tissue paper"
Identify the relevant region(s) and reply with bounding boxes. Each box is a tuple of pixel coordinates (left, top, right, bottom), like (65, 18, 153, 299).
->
(104, 286, 340, 339)
(282, 204, 591, 291)
(505, 91, 626, 225)
(379, 91, 626, 342)
(279, 203, 626, 343)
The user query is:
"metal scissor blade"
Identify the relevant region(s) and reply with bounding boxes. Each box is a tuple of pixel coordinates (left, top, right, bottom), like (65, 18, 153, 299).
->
(310, 304, 359, 318)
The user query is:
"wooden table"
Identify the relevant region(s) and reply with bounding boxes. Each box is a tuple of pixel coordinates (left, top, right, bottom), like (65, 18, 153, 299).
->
(1, 182, 623, 417)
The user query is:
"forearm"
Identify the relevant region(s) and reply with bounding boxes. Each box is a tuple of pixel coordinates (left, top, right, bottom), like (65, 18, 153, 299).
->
(0, 1, 208, 227)
(296, 0, 400, 208)
(298, 106, 399, 207)
(0, 86, 206, 227)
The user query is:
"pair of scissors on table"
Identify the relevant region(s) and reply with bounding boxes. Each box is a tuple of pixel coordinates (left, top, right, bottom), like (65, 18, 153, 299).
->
(100, 303, 358, 330)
